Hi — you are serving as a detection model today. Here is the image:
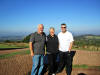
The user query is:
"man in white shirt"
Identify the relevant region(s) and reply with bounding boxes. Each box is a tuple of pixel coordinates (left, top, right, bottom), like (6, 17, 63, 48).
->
(56, 23, 74, 75)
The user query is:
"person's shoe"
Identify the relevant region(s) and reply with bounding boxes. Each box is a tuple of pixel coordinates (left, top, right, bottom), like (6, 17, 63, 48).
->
(52, 73, 56, 75)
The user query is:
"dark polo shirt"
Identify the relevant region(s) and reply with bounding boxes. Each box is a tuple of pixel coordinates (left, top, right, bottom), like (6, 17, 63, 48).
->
(46, 34, 59, 54)
(30, 32, 46, 55)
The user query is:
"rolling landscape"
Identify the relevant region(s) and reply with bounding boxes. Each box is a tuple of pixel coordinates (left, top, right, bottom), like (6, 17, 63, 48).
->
(0, 34, 100, 75)
(0, 0, 100, 75)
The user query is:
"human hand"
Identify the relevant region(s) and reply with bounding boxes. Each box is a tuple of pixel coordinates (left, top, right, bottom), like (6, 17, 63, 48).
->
(31, 52, 34, 56)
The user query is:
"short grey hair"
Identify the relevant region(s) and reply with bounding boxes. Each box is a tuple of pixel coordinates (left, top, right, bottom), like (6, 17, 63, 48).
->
(50, 27, 55, 31)
(37, 24, 44, 28)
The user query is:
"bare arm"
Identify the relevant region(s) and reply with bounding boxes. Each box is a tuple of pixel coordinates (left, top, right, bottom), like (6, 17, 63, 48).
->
(68, 41, 74, 52)
(29, 42, 34, 56)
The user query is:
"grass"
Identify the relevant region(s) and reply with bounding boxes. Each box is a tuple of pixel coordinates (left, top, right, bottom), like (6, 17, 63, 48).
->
(72, 64, 100, 69)
(0, 43, 29, 49)
(72, 64, 89, 69)
(72, 47, 100, 51)
(0, 42, 99, 51)
(0, 50, 30, 59)
(0, 44, 21, 48)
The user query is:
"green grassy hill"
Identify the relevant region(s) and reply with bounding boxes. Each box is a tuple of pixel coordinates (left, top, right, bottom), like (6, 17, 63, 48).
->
(73, 35, 100, 51)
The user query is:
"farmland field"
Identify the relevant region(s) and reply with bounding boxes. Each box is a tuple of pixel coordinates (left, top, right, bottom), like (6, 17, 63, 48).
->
(0, 35, 100, 75)
(0, 48, 100, 75)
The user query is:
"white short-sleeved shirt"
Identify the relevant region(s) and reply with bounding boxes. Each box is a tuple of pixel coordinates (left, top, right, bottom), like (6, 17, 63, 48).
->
(58, 31, 74, 52)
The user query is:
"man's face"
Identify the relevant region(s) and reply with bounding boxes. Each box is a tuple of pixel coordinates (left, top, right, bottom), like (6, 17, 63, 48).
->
(61, 25, 66, 33)
(50, 29, 55, 36)
(38, 25, 44, 34)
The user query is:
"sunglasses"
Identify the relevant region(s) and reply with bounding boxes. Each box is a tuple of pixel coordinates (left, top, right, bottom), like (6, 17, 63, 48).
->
(61, 27, 66, 28)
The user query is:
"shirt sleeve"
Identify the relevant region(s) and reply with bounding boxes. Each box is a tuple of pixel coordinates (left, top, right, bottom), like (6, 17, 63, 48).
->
(30, 33, 35, 43)
(57, 33, 60, 40)
(70, 33, 74, 42)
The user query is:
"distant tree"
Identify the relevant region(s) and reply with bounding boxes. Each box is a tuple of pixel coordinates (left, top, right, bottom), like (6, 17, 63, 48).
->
(4, 40, 12, 43)
(16, 41, 22, 43)
(22, 34, 31, 43)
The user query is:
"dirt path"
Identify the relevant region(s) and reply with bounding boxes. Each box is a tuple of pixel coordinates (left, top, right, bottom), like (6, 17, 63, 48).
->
(0, 48, 29, 54)
(73, 50, 100, 66)
(0, 50, 100, 75)
(0, 54, 100, 75)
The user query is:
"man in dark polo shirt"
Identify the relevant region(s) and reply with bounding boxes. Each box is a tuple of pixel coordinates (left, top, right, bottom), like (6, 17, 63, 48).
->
(29, 24, 46, 75)
(46, 27, 59, 75)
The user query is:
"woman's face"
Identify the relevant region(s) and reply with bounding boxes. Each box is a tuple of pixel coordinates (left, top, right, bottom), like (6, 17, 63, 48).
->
(50, 29, 55, 36)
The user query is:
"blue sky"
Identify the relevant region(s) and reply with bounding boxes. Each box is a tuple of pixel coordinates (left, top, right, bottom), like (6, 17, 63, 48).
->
(0, 0, 100, 36)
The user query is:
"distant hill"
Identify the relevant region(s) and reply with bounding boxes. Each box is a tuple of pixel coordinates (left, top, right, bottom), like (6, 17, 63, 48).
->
(1, 34, 100, 47)
(74, 34, 100, 50)
(0, 36, 25, 42)
(75, 34, 100, 40)
(22, 34, 100, 43)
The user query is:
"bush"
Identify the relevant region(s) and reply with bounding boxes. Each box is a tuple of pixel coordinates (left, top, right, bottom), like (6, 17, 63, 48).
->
(22, 34, 31, 43)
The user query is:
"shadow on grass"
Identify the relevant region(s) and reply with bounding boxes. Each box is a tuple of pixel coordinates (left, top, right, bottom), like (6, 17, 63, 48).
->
(0, 48, 25, 50)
